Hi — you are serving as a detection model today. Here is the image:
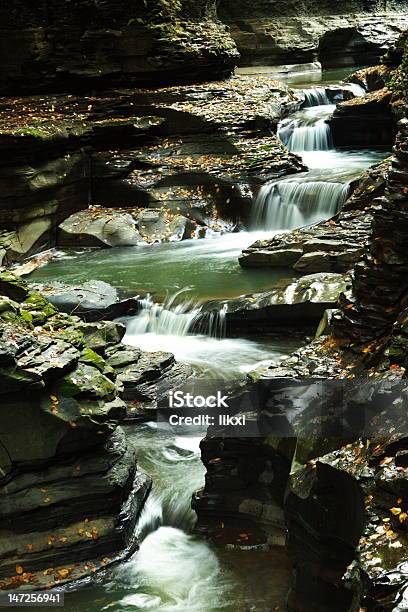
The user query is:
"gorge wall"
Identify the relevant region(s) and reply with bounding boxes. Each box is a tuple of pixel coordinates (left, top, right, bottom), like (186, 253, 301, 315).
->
(0, 0, 238, 94)
(2, 0, 408, 95)
(219, 0, 408, 69)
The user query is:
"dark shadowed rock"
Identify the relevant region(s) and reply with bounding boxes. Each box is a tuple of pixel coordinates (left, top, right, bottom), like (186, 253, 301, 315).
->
(330, 88, 396, 147)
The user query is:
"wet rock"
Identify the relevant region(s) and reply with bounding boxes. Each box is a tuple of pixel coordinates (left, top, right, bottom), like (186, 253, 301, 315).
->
(204, 272, 347, 332)
(285, 429, 408, 612)
(33, 280, 118, 315)
(194, 429, 294, 548)
(334, 120, 408, 348)
(0, 274, 195, 588)
(32, 280, 141, 323)
(105, 344, 193, 420)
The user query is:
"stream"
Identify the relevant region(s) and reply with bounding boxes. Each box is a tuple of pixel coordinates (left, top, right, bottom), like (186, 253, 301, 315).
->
(31, 68, 389, 611)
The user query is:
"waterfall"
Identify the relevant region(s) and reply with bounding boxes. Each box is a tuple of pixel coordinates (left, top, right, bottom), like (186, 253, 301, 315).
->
(343, 82, 366, 98)
(252, 179, 349, 231)
(302, 84, 366, 108)
(124, 289, 226, 340)
(302, 87, 330, 107)
(278, 105, 335, 152)
(127, 293, 202, 338)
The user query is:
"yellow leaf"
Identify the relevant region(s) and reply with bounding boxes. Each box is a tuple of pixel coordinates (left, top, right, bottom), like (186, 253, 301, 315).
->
(390, 507, 401, 515)
(57, 568, 70, 578)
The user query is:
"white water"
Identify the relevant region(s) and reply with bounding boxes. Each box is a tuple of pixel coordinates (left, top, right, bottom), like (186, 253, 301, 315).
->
(252, 178, 349, 230)
(302, 87, 330, 107)
(343, 82, 366, 98)
(128, 291, 204, 338)
(301, 83, 366, 108)
(119, 527, 223, 612)
(278, 105, 335, 152)
(122, 293, 284, 377)
(110, 428, 235, 612)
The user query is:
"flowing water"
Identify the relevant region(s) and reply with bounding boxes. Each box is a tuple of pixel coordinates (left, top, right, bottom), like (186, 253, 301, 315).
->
(29, 68, 391, 611)
(278, 104, 336, 151)
(121, 292, 301, 377)
(30, 232, 281, 302)
(59, 425, 292, 612)
(252, 178, 349, 230)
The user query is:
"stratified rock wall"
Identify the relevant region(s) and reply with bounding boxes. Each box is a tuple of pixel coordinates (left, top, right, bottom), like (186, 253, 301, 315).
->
(219, 1, 408, 68)
(334, 119, 408, 347)
(0, 0, 238, 93)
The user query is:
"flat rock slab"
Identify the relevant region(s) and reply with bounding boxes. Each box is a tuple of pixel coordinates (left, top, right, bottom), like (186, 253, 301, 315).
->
(204, 272, 347, 330)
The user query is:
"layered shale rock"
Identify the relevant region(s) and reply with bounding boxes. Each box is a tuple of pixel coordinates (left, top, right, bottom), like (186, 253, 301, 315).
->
(0, 0, 238, 94)
(220, 1, 408, 70)
(334, 119, 408, 347)
(203, 272, 347, 331)
(0, 273, 190, 589)
(0, 77, 305, 265)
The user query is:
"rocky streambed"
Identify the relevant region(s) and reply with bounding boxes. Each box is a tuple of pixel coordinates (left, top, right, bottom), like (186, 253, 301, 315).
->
(1, 33, 408, 612)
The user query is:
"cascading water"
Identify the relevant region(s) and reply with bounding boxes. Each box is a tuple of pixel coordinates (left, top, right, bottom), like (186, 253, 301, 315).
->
(108, 428, 236, 612)
(122, 291, 277, 377)
(252, 178, 350, 231)
(301, 83, 366, 108)
(343, 82, 366, 98)
(128, 291, 204, 339)
(23, 68, 390, 612)
(302, 87, 330, 107)
(278, 105, 335, 152)
(125, 289, 227, 341)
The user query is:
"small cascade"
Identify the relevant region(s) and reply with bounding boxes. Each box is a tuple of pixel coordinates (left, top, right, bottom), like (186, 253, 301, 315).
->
(124, 289, 227, 341)
(252, 179, 349, 231)
(343, 82, 366, 98)
(278, 105, 335, 152)
(127, 292, 203, 338)
(302, 87, 330, 107)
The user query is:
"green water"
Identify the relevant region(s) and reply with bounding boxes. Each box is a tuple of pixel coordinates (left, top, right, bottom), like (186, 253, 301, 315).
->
(30, 232, 290, 302)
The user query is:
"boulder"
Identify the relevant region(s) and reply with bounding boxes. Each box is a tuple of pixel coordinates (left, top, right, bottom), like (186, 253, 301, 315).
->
(58, 209, 143, 248)
(136, 209, 194, 243)
(33, 280, 142, 322)
(33, 280, 118, 316)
